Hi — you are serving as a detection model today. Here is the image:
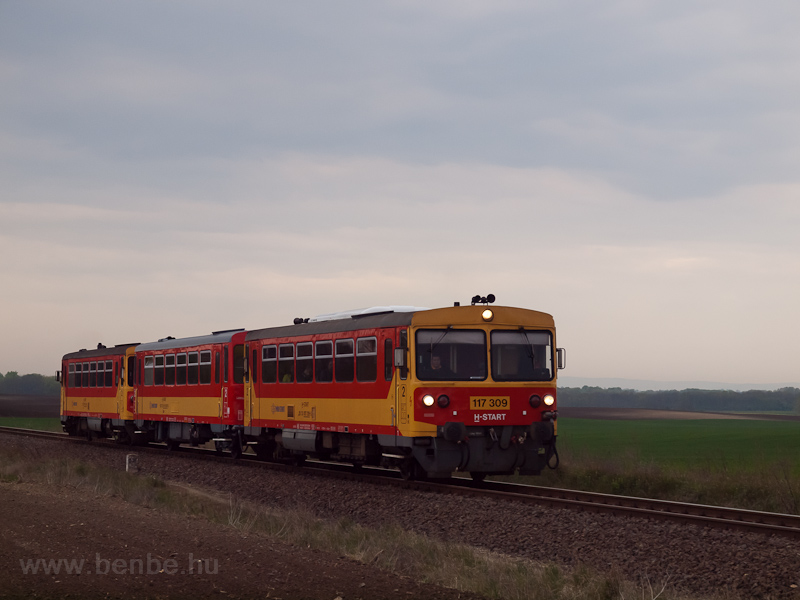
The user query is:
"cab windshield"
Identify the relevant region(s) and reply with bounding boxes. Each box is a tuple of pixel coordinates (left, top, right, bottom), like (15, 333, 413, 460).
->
(491, 330, 553, 381)
(415, 329, 487, 381)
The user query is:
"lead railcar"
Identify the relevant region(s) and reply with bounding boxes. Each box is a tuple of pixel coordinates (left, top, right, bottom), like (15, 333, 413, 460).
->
(241, 300, 563, 480)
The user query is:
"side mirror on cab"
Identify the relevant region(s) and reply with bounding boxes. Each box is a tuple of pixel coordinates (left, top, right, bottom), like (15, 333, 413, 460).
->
(394, 348, 406, 368)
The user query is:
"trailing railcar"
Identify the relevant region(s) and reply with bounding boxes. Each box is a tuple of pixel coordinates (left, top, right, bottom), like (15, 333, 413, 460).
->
(60, 330, 248, 451)
(242, 302, 563, 480)
(60, 343, 137, 440)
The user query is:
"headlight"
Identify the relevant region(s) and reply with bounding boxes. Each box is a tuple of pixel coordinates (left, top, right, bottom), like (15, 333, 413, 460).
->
(529, 394, 541, 408)
(422, 394, 435, 407)
(543, 394, 555, 406)
(481, 309, 494, 322)
(437, 394, 450, 408)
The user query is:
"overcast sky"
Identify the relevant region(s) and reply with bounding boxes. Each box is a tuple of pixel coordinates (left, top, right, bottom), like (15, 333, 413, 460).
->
(2, 1, 799, 387)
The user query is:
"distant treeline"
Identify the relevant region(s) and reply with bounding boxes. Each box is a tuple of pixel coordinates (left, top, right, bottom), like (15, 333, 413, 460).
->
(2, 370, 799, 413)
(0, 372, 60, 396)
(559, 386, 800, 414)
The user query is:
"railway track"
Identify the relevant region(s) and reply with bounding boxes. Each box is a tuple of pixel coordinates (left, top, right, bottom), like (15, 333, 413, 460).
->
(3, 425, 800, 539)
(443, 479, 800, 538)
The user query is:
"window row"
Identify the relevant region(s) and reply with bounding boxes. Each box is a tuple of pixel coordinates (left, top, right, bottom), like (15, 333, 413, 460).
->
(142, 351, 221, 386)
(68, 361, 115, 388)
(257, 337, 392, 384)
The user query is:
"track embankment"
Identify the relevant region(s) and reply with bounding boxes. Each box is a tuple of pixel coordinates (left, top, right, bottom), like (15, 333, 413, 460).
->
(2, 429, 800, 598)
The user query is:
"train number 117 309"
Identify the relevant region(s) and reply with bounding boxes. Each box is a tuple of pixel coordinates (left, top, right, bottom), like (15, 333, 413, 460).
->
(469, 396, 510, 410)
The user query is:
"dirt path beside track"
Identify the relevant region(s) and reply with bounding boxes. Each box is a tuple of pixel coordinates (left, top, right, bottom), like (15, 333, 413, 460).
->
(0, 479, 481, 600)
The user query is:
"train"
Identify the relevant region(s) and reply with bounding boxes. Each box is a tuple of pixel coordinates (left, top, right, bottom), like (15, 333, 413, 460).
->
(58, 297, 564, 480)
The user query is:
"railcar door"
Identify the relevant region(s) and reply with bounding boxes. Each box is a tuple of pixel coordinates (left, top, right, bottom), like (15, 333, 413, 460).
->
(394, 328, 409, 443)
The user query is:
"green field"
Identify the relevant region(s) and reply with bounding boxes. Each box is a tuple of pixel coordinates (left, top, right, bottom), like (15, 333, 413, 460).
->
(556, 418, 800, 473)
(526, 417, 800, 513)
(0, 417, 62, 432)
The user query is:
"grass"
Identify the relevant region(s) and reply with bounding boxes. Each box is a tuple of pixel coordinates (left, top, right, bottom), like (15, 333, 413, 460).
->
(519, 418, 800, 514)
(0, 417, 63, 432)
(556, 418, 800, 472)
(0, 445, 702, 600)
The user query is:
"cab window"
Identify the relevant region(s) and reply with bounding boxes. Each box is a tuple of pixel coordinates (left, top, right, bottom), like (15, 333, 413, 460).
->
(491, 330, 553, 381)
(415, 329, 487, 381)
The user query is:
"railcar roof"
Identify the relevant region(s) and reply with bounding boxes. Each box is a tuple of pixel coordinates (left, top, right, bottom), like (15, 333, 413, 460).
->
(246, 311, 416, 341)
(62, 343, 138, 361)
(135, 329, 245, 353)
(308, 306, 427, 322)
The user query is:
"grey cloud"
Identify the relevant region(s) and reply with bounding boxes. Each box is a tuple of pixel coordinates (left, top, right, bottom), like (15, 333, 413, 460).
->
(5, 1, 800, 198)
(3, 2, 800, 380)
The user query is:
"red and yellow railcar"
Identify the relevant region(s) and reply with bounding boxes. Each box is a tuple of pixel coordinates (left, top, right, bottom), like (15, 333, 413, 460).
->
(132, 329, 247, 451)
(242, 310, 410, 463)
(242, 302, 563, 479)
(60, 343, 137, 439)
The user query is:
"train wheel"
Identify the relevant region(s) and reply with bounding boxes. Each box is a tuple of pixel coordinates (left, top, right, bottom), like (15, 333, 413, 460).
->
(399, 458, 424, 481)
(230, 438, 243, 459)
(470, 472, 486, 483)
(166, 440, 180, 451)
(254, 442, 273, 461)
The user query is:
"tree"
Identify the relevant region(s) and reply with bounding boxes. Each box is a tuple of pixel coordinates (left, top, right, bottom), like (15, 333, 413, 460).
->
(0, 371, 60, 395)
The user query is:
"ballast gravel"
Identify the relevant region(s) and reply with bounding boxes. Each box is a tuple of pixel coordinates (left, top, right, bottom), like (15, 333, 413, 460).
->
(5, 434, 800, 599)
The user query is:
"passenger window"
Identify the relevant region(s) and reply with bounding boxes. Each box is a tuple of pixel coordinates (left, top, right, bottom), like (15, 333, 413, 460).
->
(199, 351, 212, 385)
(144, 356, 154, 386)
(165, 354, 176, 385)
(215, 352, 220, 384)
(262, 345, 277, 383)
(356, 337, 377, 382)
(105, 360, 113, 387)
(297, 342, 313, 383)
(315, 341, 333, 383)
(89, 362, 97, 388)
(188, 352, 199, 385)
(68, 364, 76, 388)
(154, 355, 165, 386)
(176, 353, 187, 385)
(335, 339, 354, 382)
(279, 344, 294, 383)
